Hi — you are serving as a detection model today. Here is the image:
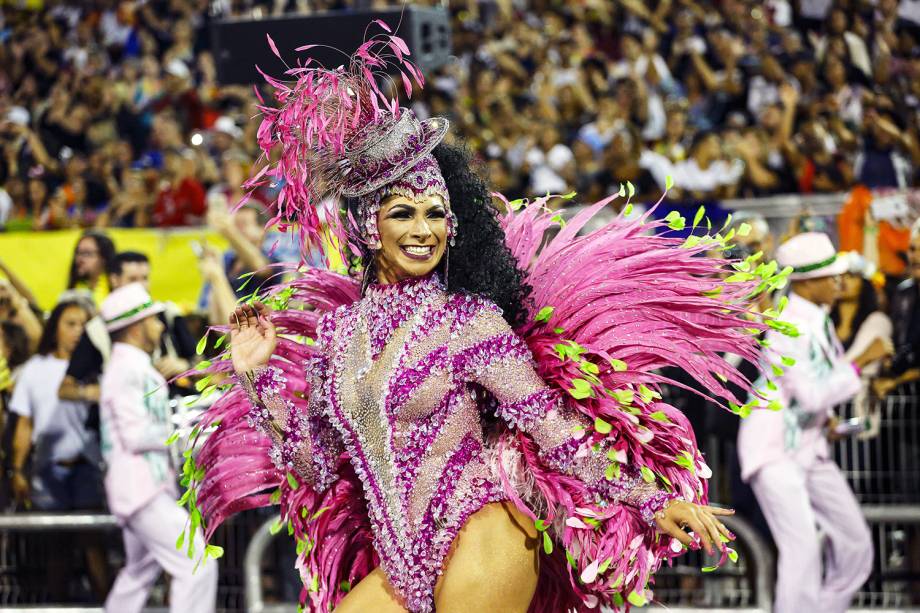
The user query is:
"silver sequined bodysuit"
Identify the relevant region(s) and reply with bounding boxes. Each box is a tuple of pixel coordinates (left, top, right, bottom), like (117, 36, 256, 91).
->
(242, 274, 673, 613)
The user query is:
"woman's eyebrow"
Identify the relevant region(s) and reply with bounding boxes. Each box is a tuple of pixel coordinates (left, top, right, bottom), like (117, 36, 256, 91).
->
(385, 202, 416, 213)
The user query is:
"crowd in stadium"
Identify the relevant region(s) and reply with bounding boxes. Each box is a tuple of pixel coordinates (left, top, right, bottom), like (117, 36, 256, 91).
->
(0, 0, 919, 608)
(0, 0, 919, 231)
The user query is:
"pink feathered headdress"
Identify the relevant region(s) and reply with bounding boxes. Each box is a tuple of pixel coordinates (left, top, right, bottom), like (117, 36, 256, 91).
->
(242, 22, 453, 262)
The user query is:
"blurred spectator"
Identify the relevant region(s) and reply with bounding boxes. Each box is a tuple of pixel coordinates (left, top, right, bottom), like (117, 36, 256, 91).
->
(151, 148, 206, 227)
(0, 158, 12, 230)
(642, 130, 744, 200)
(59, 251, 197, 408)
(0, 320, 31, 504)
(594, 126, 657, 202)
(196, 244, 238, 327)
(875, 219, 920, 396)
(66, 230, 116, 304)
(208, 116, 244, 164)
(7, 296, 110, 601)
(786, 117, 853, 193)
(652, 105, 688, 162)
(0, 257, 42, 352)
(832, 253, 889, 351)
(854, 109, 919, 189)
(730, 210, 775, 260)
(204, 194, 277, 299)
(833, 252, 893, 438)
(9, 298, 100, 506)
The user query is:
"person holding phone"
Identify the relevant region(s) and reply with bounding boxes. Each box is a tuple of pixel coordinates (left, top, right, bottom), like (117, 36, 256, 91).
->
(738, 232, 892, 613)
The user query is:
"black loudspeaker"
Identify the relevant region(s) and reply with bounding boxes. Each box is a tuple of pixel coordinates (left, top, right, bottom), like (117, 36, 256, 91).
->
(212, 6, 452, 86)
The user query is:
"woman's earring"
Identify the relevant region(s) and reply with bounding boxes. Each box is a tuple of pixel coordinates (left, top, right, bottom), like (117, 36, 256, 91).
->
(443, 244, 449, 288)
(447, 211, 457, 247)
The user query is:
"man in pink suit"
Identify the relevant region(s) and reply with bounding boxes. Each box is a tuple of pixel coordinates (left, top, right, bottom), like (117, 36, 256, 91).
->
(98, 283, 217, 613)
(738, 232, 890, 613)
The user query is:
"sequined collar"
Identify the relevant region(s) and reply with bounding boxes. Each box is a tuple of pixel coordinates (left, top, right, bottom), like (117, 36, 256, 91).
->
(360, 273, 446, 360)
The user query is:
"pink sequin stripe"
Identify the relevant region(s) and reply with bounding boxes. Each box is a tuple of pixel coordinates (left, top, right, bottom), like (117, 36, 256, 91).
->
(241, 365, 339, 490)
(363, 274, 444, 359)
(404, 433, 505, 613)
(451, 332, 532, 380)
(493, 387, 559, 431)
(409, 482, 506, 612)
(241, 366, 292, 473)
(393, 392, 454, 501)
(419, 433, 481, 535)
(387, 346, 450, 411)
(447, 293, 494, 333)
(242, 366, 284, 433)
(538, 435, 582, 473)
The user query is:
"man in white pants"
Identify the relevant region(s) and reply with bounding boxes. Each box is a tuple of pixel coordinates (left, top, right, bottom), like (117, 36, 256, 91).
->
(738, 232, 889, 612)
(98, 283, 217, 613)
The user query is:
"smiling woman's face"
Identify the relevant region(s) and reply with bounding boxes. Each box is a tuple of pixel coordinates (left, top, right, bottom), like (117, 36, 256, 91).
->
(374, 194, 448, 283)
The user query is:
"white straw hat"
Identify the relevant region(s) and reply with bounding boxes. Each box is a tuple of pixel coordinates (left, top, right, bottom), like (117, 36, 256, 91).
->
(100, 283, 165, 332)
(776, 232, 849, 281)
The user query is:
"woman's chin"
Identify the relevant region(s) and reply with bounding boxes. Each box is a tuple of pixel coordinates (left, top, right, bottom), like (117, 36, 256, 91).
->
(396, 256, 442, 279)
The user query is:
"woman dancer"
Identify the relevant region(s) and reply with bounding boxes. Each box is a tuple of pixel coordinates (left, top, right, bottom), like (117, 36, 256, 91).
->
(180, 29, 782, 612)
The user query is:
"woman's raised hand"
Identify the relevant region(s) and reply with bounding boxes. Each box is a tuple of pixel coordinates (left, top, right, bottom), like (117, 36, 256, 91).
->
(229, 302, 277, 374)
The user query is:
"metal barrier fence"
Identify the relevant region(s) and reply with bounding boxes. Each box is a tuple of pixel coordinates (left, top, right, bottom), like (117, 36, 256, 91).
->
(0, 508, 298, 612)
(0, 386, 916, 611)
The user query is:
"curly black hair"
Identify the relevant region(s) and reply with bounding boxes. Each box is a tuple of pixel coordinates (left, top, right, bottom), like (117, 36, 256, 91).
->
(433, 142, 532, 327)
(348, 142, 532, 327)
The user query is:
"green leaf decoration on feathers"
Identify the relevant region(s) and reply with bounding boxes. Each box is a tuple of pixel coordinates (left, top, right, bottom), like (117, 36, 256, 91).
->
(535, 306, 555, 323)
(664, 210, 686, 231)
(639, 466, 656, 483)
(628, 591, 648, 606)
(569, 378, 594, 399)
(196, 333, 208, 356)
(594, 417, 613, 434)
(693, 205, 706, 228)
(205, 544, 224, 559)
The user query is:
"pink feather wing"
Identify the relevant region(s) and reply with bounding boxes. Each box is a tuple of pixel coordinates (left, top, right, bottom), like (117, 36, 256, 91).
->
(499, 198, 767, 610)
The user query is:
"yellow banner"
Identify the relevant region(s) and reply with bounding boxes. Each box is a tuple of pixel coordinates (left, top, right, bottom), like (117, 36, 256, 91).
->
(0, 229, 229, 312)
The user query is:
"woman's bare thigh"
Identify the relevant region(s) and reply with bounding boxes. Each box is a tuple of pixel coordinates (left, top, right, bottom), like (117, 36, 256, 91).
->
(334, 501, 539, 613)
(434, 501, 540, 613)
(333, 567, 408, 613)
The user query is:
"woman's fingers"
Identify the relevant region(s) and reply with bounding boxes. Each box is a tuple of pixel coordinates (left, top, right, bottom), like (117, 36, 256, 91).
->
(253, 301, 270, 318)
(686, 513, 714, 555)
(714, 517, 734, 542)
(699, 511, 726, 553)
(657, 517, 694, 548)
(701, 505, 735, 516)
(230, 307, 243, 330)
(244, 304, 260, 328)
